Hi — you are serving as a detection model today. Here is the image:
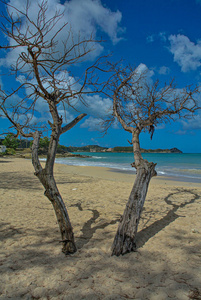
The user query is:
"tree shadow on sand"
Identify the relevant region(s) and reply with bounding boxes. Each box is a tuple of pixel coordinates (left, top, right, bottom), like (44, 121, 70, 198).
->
(0, 170, 93, 190)
(136, 188, 200, 248)
(0, 171, 42, 190)
(70, 202, 120, 249)
(1, 189, 201, 299)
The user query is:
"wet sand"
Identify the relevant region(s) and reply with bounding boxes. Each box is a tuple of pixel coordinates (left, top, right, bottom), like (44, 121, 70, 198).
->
(0, 157, 201, 299)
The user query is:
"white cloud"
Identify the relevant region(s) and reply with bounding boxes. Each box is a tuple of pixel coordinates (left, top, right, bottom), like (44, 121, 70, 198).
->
(180, 113, 201, 131)
(155, 124, 165, 130)
(18, 113, 39, 124)
(58, 109, 75, 124)
(1, 0, 123, 68)
(168, 34, 201, 72)
(80, 116, 104, 131)
(159, 31, 167, 42)
(146, 32, 167, 44)
(80, 95, 113, 117)
(14, 67, 114, 130)
(91, 137, 99, 144)
(76, 93, 114, 132)
(158, 66, 170, 75)
(132, 63, 154, 87)
(146, 35, 155, 43)
(174, 129, 187, 135)
(1, 93, 23, 109)
(55, 85, 113, 123)
(64, 0, 123, 45)
(135, 63, 149, 74)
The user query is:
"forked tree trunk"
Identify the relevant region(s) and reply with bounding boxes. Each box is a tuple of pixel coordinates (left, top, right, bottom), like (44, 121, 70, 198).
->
(111, 160, 157, 256)
(32, 130, 76, 255)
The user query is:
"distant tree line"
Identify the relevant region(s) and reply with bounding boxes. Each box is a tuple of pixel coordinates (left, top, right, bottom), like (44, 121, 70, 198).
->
(113, 146, 133, 152)
(1, 134, 70, 154)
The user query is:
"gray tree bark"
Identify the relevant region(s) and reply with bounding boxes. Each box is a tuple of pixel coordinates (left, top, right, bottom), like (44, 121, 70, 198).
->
(31, 113, 86, 255)
(111, 161, 156, 256)
(111, 129, 157, 256)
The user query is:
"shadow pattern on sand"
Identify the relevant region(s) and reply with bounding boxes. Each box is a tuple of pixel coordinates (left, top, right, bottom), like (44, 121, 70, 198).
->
(70, 202, 120, 249)
(136, 188, 200, 249)
(0, 172, 42, 190)
(0, 170, 94, 190)
(1, 220, 201, 299)
(1, 187, 201, 299)
(0, 160, 12, 163)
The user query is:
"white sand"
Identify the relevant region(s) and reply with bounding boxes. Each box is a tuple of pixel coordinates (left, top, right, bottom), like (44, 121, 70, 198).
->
(0, 157, 201, 299)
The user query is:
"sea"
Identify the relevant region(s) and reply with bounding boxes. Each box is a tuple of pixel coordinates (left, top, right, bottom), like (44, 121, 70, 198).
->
(55, 152, 201, 183)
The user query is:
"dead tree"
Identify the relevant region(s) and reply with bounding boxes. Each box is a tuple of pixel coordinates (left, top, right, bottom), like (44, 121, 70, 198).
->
(0, 0, 106, 254)
(108, 64, 200, 256)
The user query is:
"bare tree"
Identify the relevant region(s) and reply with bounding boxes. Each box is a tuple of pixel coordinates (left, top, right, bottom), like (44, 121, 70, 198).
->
(107, 64, 200, 256)
(0, 0, 107, 254)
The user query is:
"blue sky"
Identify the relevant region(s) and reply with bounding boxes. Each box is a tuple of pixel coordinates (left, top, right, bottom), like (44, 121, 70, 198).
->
(0, 0, 201, 153)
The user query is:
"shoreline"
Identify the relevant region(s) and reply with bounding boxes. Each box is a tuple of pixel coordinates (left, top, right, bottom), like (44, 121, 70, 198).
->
(2, 152, 201, 184)
(53, 160, 201, 187)
(53, 152, 201, 185)
(1, 155, 200, 187)
(1, 155, 200, 186)
(108, 167, 201, 185)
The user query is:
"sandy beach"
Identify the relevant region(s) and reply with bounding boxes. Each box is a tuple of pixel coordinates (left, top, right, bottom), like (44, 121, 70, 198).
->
(0, 157, 201, 300)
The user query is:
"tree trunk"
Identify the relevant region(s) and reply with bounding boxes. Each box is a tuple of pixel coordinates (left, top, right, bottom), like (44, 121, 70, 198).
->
(32, 131, 76, 255)
(43, 175, 77, 254)
(111, 160, 156, 256)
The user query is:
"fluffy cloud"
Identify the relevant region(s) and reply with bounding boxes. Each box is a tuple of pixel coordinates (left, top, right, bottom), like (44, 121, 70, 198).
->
(159, 31, 167, 42)
(1, 0, 123, 68)
(58, 109, 75, 124)
(146, 35, 155, 43)
(132, 63, 154, 87)
(80, 95, 113, 117)
(72, 94, 113, 131)
(177, 89, 201, 132)
(180, 113, 201, 131)
(13, 67, 113, 129)
(7, 0, 123, 44)
(17, 113, 42, 125)
(168, 34, 201, 72)
(146, 31, 167, 43)
(81, 63, 155, 132)
(64, 0, 123, 45)
(147, 32, 201, 73)
(158, 66, 170, 75)
(80, 116, 104, 131)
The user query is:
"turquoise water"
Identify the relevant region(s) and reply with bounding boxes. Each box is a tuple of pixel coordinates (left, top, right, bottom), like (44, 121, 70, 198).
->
(55, 152, 201, 182)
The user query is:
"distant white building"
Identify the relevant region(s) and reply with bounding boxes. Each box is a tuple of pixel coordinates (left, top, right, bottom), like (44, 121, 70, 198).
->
(90, 149, 96, 152)
(0, 145, 6, 153)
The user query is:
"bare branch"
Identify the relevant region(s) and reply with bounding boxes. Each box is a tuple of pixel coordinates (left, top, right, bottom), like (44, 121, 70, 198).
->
(107, 63, 200, 134)
(61, 113, 87, 134)
(113, 71, 135, 133)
